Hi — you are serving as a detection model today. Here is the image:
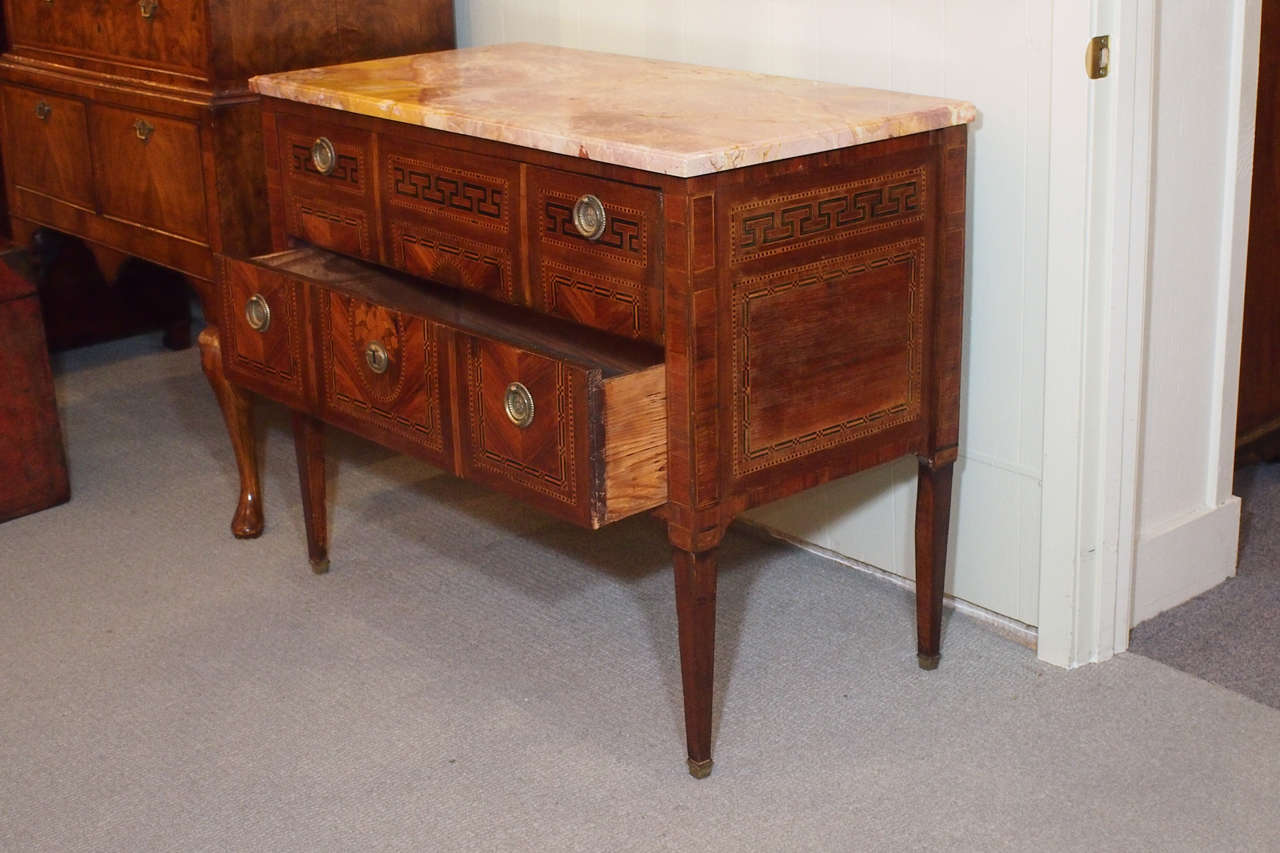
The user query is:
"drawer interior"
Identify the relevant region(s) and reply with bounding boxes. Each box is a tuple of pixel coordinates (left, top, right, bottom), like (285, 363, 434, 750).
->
(236, 246, 668, 527)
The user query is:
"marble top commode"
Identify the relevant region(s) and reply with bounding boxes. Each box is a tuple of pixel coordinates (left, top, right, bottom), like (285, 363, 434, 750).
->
(250, 43, 976, 178)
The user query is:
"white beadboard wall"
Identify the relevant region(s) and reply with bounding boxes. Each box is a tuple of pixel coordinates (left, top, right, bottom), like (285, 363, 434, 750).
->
(454, 0, 1053, 625)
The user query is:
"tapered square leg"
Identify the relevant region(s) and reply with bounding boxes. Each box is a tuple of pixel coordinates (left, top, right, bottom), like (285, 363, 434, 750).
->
(672, 544, 717, 778)
(914, 459, 954, 670)
(291, 411, 328, 574)
(197, 327, 262, 538)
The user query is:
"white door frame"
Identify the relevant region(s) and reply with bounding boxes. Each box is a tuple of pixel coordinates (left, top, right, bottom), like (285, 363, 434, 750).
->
(1037, 0, 1156, 668)
(1037, 0, 1261, 667)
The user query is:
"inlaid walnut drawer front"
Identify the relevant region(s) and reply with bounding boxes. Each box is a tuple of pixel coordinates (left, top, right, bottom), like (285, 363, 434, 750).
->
(7, 0, 209, 76)
(319, 289, 450, 466)
(278, 115, 376, 260)
(459, 334, 667, 528)
(90, 105, 208, 241)
(382, 137, 521, 304)
(527, 167, 664, 344)
(2, 86, 95, 210)
(221, 258, 307, 407)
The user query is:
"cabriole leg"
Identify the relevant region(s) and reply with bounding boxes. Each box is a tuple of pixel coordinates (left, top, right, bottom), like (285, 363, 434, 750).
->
(914, 457, 955, 670)
(291, 411, 328, 574)
(672, 543, 718, 779)
(197, 326, 263, 538)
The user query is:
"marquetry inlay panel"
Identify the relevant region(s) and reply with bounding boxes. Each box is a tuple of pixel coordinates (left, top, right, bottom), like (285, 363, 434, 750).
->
(386, 153, 509, 231)
(540, 190, 647, 265)
(731, 238, 926, 476)
(464, 336, 577, 507)
(220, 260, 304, 405)
(283, 131, 370, 197)
(541, 261, 653, 341)
(289, 199, 373, 259)
(730, 167, 926, 264)
(322, 291, 444, 454)
(391, 222, 513, 300)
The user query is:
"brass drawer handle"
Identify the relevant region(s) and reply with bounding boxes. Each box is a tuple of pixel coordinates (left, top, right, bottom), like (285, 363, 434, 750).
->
(310, 137, 337, 176)
(35, 101, 52, 120)
(138, 0, 158, 18)
(572, 194, 607, 241)
(504, 382, 535, 429)
(244, 294, 271, 332)
(133, 119, 154, 142)
(364, 341, 389, 375)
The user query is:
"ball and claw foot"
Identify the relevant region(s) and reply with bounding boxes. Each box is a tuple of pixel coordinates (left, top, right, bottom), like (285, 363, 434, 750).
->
(918, 653, 941, 671)
(687, 758, 713, 779)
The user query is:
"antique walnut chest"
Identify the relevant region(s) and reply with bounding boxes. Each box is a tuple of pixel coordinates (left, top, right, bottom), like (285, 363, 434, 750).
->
(206, 43, 976, 777)
(0, 0, 454, 312)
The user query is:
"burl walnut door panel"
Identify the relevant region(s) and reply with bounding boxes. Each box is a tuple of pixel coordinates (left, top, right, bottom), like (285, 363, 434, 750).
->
(1, 86, 96, 209)
(380, 136, 522, 305)
(97, 0, 210, 76)
(6, 0, 208, 76)
(318, 288, 451, 468)
(88, 104, 208, 241)
(5, 0, 95, 59)
(220, 257, 308, 407)
(526, 167, 664, 344)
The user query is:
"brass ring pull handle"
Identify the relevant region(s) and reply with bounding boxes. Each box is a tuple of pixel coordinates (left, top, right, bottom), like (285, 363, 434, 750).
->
(35, 101, 52, 120)
(363, 341, 389, 375)
(138, 0, 158, 18)
(244, 294, 271, 332)
(504, 382, 535, 429)
(310, 137, 337, 176)
(133, 119, 154, 142)
(572, 194, 607, 241)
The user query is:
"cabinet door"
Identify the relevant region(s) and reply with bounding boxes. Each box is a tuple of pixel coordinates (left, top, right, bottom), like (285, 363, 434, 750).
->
(98, 0, 209, 76)
(88, 104, 208, 241)
(2, 86, 96, 209)
(5, 0, 97, 58)
(6, 0, 208, 77)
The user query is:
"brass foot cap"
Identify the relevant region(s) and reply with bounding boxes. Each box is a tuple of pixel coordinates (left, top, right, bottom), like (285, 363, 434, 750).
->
(918, 653, 941, 671)
(687, 758, 713, 779)
(231, 525, 263, 540)
(310, 557, 330, 574)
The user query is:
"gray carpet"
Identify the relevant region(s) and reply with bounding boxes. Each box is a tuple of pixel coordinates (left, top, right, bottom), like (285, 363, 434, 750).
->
(1131, 463, 1280, 709)
(3, 331, 1280, 852)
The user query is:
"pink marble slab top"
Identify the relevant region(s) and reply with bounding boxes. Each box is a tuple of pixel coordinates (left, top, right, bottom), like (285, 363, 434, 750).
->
(250, 43, 976, 178)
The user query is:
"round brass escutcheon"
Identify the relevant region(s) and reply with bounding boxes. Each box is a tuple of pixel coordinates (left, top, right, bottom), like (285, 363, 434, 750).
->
(244, 293, 271, 333)
(364, 341, 390, 375)
(133, 118, 154, 142)
(504, 382, 535, 429)
(572, 194, 607, 241)
(310, 137, 337, 176)
(35, 101, 51, 120)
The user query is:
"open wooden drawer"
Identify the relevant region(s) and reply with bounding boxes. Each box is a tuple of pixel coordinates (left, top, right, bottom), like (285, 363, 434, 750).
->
(220, 247, 668, 528)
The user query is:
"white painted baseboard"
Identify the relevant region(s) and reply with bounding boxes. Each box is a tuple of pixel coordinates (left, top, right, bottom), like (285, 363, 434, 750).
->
(1130, 498, 1242, 625)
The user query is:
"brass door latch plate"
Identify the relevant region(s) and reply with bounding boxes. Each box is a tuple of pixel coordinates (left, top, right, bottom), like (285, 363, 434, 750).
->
(1087, 35, 1110, 79)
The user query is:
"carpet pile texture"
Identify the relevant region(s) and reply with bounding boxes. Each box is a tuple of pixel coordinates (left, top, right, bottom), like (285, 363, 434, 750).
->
(2, 333, 1278, 851)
